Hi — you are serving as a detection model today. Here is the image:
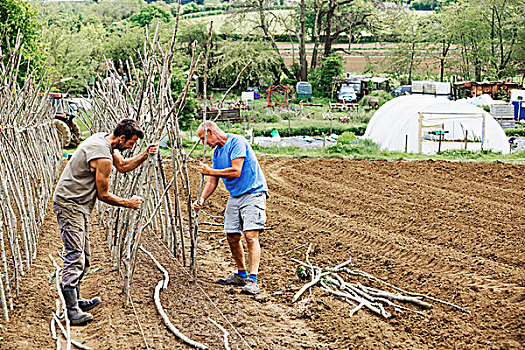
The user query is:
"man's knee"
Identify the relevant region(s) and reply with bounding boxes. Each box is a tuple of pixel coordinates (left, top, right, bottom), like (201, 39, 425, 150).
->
(244, 230, 259, 244)
(62, 250, 85, 288)
(226, 232, 241, 244)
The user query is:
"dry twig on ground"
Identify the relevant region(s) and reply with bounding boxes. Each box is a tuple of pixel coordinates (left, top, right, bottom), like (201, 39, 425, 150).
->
(292, 250, 470, 318)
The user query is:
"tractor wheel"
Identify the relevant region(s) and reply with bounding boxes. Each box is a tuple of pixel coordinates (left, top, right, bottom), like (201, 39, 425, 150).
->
(68, 120, 82, 148)
(53, 119, 71, 149)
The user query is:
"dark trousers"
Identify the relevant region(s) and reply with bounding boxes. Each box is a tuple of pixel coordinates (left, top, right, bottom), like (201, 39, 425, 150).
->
(53, 203, 91, 290)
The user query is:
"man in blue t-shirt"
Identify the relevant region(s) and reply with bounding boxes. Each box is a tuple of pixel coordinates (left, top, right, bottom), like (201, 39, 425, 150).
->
(193, 121, 268, 295)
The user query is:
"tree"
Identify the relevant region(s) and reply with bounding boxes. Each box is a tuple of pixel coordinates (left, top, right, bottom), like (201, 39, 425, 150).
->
(309, 0, 323, 69)
(320, 0, 374, 58)
(480, 0, 523, 79)
(228, 0, 295, 81)
(208, 39, 282, 89)
(178, 20, 216, 57)
(273, 0, 308, 81)
(298, 0, 307, 81)
(128, 3, 173, 27)
(426, 12, 455, 82)
(0, 0, 45, 77)
(42, 22, 106, 94)
(86, 0, 142, 28)
(388, 11, 429, 84)
(309, 52, 343, 97)
(442, 0, 523, 81)
(307, 0, 374, 69)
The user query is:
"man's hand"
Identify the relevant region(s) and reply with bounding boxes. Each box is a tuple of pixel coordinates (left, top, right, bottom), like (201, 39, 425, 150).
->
(193, 198, 204, 212)
(199, 162, 212, 175)
(145, 143, 159, 156)
(128, 195, 144, 209)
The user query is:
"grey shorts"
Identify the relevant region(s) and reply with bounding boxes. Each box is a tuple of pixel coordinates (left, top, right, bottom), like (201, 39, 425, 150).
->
(224, 191, 267, 235)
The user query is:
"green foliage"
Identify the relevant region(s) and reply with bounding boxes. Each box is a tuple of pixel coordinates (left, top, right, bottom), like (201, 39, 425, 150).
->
(309, 53, 343, 97)
(208, 39, 282, 88)
(254, 124, 366, 138)
(171, 63, 198, 129)
(0, 0, 45, 79)
(103, 24, 145, 69)
(505, 128, 525, 137)
(387, 12, 430, 84)
(255, 114, 281, 123)
(178, 21, 217, 56)
(43, 22, 106, 94)
(179, 2, 226, 16)
(410, 0, 439, 11)
(338, 131, 356, 144)
(440, 0, 524, 80)
(495, 87, 509, 101)
(129, 3, 173, 27)
(181, 2, 201, 15)
(360, 90, 393, 108)
(436, 149, 501, 159)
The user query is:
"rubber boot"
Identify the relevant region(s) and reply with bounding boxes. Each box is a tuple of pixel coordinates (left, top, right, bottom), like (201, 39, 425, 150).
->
(76, 283, 101, 312)
(62, 288, 93, 326)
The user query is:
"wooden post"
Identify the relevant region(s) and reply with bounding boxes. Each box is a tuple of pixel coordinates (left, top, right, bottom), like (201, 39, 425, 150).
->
(418, 113, 423, 153)
(405, 135, 408, 153)
(438, 132, 442, 153)
(464, 130, 468, 150)
(481, 113, 486, 150)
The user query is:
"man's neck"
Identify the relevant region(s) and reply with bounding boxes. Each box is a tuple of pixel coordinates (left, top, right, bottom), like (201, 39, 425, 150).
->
(216, 132, 228, 147)
(106, 134, 119, 149)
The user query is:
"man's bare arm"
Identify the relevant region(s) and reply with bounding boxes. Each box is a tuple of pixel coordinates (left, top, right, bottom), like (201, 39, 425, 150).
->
(199, 157, 244, 179)
(193, 176, 219, 211)
(93, 158, 143, 209)
(113, 143, 158, 173)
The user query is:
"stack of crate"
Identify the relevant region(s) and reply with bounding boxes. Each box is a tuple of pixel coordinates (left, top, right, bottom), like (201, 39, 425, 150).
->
(490, 104, 515, 129)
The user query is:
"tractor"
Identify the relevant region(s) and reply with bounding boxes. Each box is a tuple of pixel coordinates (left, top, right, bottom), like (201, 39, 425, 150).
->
(50, 93, 83, 148)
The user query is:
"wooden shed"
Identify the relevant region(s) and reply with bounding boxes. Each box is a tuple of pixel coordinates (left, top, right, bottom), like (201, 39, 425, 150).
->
(453, 80, 520, 99)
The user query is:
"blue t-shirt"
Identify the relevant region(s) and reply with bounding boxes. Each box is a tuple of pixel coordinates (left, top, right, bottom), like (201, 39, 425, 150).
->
(213, 134, 268, 197)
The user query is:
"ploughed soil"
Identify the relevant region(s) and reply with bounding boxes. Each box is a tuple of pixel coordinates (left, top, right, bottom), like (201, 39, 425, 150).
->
(1, 158, 524, 349)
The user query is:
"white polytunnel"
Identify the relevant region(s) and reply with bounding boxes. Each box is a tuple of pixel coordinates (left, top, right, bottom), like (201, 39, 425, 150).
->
(364, 95, 510, 155)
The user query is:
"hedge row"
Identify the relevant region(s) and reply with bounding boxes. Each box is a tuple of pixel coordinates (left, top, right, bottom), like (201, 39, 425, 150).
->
(254, 125, 367, 137)
(504, 128, 525, 137)
(183, 11, 223, 19)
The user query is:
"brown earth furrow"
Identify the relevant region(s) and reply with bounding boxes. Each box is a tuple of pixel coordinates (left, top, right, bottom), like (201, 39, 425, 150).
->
(267, 166, 524, 273)
(279, 159, 523, 224)
(281, 172, 524, 268)
(271, 190, 523, 291)
(286, 159, 524, 208)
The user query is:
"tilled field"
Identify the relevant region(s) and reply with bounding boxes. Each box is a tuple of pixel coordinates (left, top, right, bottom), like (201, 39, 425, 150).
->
(1, 158, 524, 349)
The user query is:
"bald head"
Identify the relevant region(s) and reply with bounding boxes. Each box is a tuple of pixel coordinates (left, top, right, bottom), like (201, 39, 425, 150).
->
(197, 121, 227, 148)
(197, 121, 221, 134)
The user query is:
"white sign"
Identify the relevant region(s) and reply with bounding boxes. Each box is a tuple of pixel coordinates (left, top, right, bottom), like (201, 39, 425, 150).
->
(242, 92, 255, 101)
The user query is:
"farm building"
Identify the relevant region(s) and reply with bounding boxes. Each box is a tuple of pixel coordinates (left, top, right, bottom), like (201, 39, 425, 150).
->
(364, 95, 510, 155)
(453, 80, 520, 99)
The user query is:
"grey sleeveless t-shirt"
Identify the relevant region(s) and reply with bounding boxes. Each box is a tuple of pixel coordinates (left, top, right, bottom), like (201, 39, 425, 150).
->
(53, 133, 113, 214)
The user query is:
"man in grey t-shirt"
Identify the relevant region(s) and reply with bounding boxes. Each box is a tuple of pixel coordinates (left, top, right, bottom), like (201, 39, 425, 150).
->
(53, 119, 158, 326)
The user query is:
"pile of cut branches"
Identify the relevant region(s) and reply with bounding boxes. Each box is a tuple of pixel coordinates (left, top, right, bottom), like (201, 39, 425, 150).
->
(292, 244, 470, 318)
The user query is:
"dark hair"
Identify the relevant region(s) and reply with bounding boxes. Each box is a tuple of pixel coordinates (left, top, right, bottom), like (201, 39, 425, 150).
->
(113, 119, 144, 140)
